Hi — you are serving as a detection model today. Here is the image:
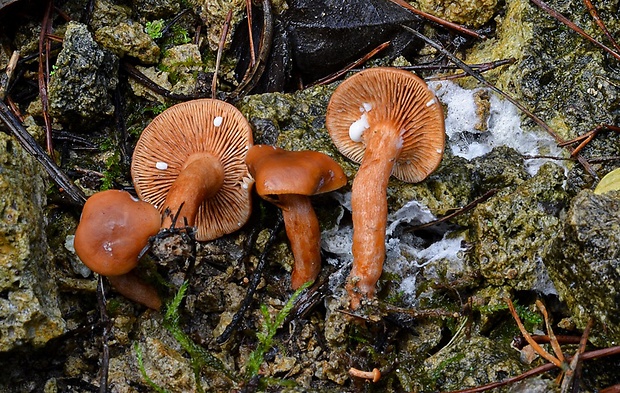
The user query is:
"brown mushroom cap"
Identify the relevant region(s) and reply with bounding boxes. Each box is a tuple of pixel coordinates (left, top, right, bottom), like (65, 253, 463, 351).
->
(74, 190, 161, 277)
(245, 145, 347, 202)
(131, 99, 254, 241)
(325, 67, 445, 183)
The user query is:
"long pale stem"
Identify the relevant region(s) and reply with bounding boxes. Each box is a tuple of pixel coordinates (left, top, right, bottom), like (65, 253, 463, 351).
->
(279, 194, 322, 289)
(347, 124, 402, 309)
(162, 153, 224, 229)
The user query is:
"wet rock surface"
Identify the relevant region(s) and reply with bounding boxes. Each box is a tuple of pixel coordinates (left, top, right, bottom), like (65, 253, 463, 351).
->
(48, 21, 119, 123)
(546, 189, 620, 345)
(1, 0, 620, 391)
(0, 132, 65, 352)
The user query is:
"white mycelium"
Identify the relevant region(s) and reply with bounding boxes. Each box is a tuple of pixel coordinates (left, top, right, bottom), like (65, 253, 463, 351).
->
(349, 113, 369, 142)
(428, 81, 563, 175)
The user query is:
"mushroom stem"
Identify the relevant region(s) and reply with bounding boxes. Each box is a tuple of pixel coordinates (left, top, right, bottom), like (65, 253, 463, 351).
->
(162, 152, 224, 229)
(279, 194, 322, 289)
(107, 272, 162, 310)
(348, 367, 381, 383)
(347, 124, 402, 308)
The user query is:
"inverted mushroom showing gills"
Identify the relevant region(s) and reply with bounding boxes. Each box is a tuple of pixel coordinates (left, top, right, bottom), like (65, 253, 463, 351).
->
(325, 67, 445, 308)
(73, 189, 162, 310)
(131, 99, 254, 241)
(245, 145, 347, 289)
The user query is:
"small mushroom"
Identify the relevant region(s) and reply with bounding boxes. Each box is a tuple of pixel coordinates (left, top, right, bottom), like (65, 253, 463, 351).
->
(131, 99, 254, 241)
(325, 67, 445, 308)
(73, 189, 162, 309)
(245, 145, 347, 289)
(349, 367, 381, 383)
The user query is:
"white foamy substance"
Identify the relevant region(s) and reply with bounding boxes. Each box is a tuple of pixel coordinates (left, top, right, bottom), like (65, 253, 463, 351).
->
(429, 81, 564, 175)
(320, 193, 466, 303)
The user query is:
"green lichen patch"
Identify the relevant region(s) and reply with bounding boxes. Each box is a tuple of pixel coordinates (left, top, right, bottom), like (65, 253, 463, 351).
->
(470, 162, 568, 290)
(546, 189, 620, 346)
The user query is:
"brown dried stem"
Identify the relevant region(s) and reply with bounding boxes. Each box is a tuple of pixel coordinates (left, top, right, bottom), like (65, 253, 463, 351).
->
(389, 0, 486, 39)
(530, 0, 620, 62)
(505, 298, 564, 368)
(583, 0, 620, 54)
(308, 41, 391, 87)
(212, 9, 233, 98)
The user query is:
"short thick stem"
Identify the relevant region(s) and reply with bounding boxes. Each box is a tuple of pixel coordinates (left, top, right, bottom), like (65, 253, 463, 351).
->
(107, 272, 162, 310)
(347, 124, 402, 308)
(279, 194, 322, 289)
(162, 153, 224, 229)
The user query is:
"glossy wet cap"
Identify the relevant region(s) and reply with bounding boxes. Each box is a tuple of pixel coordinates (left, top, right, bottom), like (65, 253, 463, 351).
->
(245, 145, 347, 203)
(74, 190, 161, 276)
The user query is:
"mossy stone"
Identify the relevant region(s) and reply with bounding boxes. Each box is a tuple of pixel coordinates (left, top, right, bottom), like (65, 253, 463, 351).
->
(546, 189, 620, 346)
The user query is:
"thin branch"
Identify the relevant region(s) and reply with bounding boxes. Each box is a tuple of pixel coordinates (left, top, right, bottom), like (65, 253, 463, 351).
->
(121, 62, 205, 100)
(530, 0, 620, 62)
(225, 0, 273, 103)
(583, 0, 620, 54)
(38, 0, 55, 159)
(97, 276, 110, 393)
(216, 215, 283, 344)
(307, 41, 391, 87)
(401, 25, 598, 179)
(505, 298, 564, 368)
(246, 0, 256, 67)
(536, 300, 566, 364)
(0, 100, 87, 206)
(405, 188, 497, 232)
(447, 345, 620, 393)
(389, 0, 486, 39)
(212, 9, 233, 98)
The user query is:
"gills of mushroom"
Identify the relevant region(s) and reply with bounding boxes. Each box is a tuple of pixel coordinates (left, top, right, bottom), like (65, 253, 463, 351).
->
(131, 99, 254, 242)
(245, 145, 347, 289)
(325, 67, 445, 308)
(161, 152, 224, 228)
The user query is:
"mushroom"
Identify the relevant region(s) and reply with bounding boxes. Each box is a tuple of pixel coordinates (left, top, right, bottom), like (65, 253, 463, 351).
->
(325, 67, 445, 308)
(73, 189, 162, 310)
(349, 367, 381, 383)
(131, 99, 254, 241)
(245, 145, 347, 289)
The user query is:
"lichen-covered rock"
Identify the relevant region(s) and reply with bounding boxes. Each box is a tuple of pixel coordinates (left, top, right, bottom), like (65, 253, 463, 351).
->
(95, 21, 160, 64)
(160, 43, 202, 95)
(417, 0, 499, 27)
(48, 22, 119, 123)
(0, 133, 65, 351)
(90, 0, 160, 64)
(131, 0, 180, 20)
(423, 335, 524, 391)
(470, 162, 568, 292)
(545, 189, 620, 345)
(188, 0, 246, 50)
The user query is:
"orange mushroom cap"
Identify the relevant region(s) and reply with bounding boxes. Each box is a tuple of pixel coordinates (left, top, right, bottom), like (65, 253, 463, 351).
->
(131, 99, 254, 241)
(246, 144, 347, 203)
(74, 189, 161, 277)
(245, 145, 347, 289)
(326, 67, 445, 182)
